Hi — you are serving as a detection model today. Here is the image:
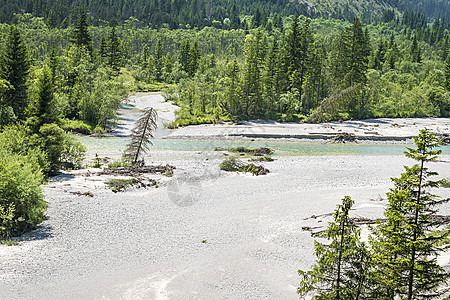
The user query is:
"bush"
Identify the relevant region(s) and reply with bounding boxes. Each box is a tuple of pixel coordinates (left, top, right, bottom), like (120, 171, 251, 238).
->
(219, 157, 243, 172)
(60, 133, 86, 170)
(60, 118, 92, 134)
(0, 124, 49, 174)
(219, 157, 270, 175)
(0, 149, 46, 238)
(39, 124, 66, 173)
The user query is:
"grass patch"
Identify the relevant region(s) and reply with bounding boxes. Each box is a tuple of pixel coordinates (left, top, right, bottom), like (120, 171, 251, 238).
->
(215, 147, 274, 156)
(132, 81, 176, 93)
(60, 118, 92, 134)
(1, 240, 19, 246)
(105, 178, 139, 193)
(249, 155, 274, 162)
(219, 157, 269, 175)
(107, 159, 132, 168)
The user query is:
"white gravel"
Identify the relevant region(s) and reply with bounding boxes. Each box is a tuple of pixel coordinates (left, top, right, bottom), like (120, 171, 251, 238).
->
(2, 94, 450, 299)
(1, 155, 450, 300)
(167, 118, 450, 143)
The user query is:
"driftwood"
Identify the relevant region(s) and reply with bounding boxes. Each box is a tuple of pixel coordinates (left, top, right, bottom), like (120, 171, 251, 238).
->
(65, 190, 94, 197)
(251, 147, 273, 156)
(100, 164, 175, 177)
(330, 132, 356, 143)
(434, 133, 450, 145)
(302, 214, 450, 236)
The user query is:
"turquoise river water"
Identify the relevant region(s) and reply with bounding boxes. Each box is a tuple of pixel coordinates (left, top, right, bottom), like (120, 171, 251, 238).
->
(78, 135, 450, 157)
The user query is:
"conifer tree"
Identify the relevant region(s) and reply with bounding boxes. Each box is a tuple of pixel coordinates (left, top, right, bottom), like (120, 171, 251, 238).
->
(225, 58, 241, 115)
(124, 107, 158, 165)
(71, 8, 92, 54)
(298, 196, 370, 299)
(371, 129, 449, 299)
(410, 34, 422, 63)
(445, 54, 450, 91)
(33, 65, 57, 128)
(189, 39, 200, 77)
(154, 39, 164, 82)
(251, 8, 262, 29)
(107, 27, 122, 74)
(230, 4, 240, 29)
(179, 40, 191, 75)
(285, 16, 313, 111)
(0, 25, 30, 120)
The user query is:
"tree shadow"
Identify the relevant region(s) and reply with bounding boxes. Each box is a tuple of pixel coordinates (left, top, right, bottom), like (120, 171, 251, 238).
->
(50, 173, 76, 182)
(13, 223, 53, 242)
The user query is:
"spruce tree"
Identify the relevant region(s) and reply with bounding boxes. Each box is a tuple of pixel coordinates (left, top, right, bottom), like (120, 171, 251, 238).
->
(33, 65, 57, 128)
(189, 39, 200, 77)
(0, 25, 30, 120)
(107, 27, 122, 74)
(371, 129, 449, 299)
(178, 40, 191, 75)
(124, 107, 158, 165)
(230, 4, 240, 29)
(154, 39, 164, 82)
(71, 8, 92, 54)
(298, 196, 370, 299)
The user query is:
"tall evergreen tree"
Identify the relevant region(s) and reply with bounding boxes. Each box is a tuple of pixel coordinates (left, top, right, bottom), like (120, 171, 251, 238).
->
(0, 25, 30, 120)
(225, 58, 241, 115)
(154, 39, 164, 82)
(189, 39, 200, 77)
(371, 129, 450, 299)
(107, 27, 122, 74)
(230, 4, 240, 29)
(298, 196, 370, 299)
(32, 65, 56, 129)
(445, 54, 450, 91)
(71, 8, 92, 54)
(179, 40, 191, 75)
(410, 34, 422, 63)
(241, 33, 262, 116)
(251, 7, 262, 29)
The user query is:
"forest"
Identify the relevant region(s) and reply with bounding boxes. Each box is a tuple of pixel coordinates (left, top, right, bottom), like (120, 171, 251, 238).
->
(1, 6, 450, 234)
(1, 2, 450, 298)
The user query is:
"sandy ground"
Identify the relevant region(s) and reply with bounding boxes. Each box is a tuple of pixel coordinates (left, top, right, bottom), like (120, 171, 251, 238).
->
(1, 94, 450, 300)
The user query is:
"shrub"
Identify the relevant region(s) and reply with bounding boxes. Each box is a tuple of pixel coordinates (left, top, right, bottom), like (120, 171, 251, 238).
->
(39, 123, 65, 173)
(0, 149, 46, 238)
(60, 133, 86, 170)
(219, 157, 242, 172)
(105, 178, 138, 192)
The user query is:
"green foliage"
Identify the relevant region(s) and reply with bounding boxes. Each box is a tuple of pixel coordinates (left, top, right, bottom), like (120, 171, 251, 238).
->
(219, 157, 269, 175)
(105, 178, 138, 193)
(124, 107, 157, 165)
(107, 159, 131, 168)
(219, 157, 243, 172)
(60, 118, 92, 134)
(60, 133, 86, 170)
(298, 196, 370, 299)
(0, 239, 19, 246)
(38, 123, 65, 173)
(0, 25, 30, 120)
(0, 124, 49, 174)
(0, 148, 45, 238)
(370, 129, 450, 299)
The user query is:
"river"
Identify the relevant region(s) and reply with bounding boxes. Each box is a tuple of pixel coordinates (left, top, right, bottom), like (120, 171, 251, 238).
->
(77, 93, 450, 159)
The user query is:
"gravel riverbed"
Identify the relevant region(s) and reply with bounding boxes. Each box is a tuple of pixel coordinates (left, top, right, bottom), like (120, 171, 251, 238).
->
(2, 94, 450, 299)
(1, 154, 450, 299)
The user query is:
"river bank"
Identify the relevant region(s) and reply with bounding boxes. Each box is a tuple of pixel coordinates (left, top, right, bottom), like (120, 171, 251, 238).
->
(1, 154, 449, 299)
(1, 94, 450, 299)
(166, 117, 450, 144)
